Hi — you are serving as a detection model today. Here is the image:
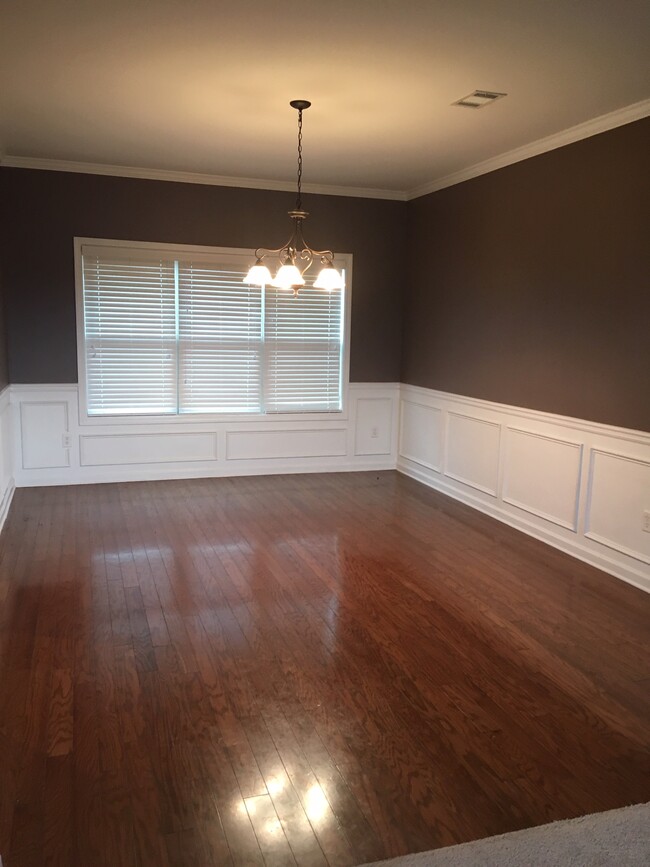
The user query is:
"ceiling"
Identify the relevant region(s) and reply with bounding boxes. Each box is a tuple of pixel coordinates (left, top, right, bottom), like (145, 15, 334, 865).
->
(1, 0, 649, 197)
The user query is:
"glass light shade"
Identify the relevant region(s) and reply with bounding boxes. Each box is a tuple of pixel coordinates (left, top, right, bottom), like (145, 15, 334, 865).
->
(313, 263, 344, 291)
(244, 261, 272, 286)
(272, 262, 305, 290)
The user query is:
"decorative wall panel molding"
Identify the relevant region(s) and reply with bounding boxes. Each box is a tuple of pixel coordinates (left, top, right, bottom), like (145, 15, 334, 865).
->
(226, 428, 347, 461)
(398, 384, 650, 594)
(503, 428, 583, 531)
(10, 383, 399, 487)
(444, 412, 501, 496)
(585, 449, 650, 565)
(354, 397, 393, 456)
(80, 431, 218, 467)
(399, 400, 443, 471)
(20, 401, 70, 469)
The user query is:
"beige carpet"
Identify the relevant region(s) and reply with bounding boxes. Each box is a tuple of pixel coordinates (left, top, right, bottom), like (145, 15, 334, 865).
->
(359, 802, 650, 866)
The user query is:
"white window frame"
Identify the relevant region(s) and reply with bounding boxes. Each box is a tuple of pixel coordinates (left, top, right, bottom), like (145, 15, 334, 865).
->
(74, 237, 352, 426)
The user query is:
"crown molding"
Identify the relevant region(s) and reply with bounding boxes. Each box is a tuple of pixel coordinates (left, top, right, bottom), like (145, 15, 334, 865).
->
(0, 155, 407, 202)
(2, 98, 648, 202)
(406, 97, 650, 200)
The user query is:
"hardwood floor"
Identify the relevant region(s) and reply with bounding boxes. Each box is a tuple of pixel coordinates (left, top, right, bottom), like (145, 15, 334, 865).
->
(0, 470, 648, 866)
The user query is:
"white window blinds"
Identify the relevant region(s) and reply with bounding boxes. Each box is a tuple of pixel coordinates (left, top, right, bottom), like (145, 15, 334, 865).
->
(82, 247, 177, 415)
(264, 280, 343, 412)
(80, 242, 345, 417)
(178, 259, 262, 413)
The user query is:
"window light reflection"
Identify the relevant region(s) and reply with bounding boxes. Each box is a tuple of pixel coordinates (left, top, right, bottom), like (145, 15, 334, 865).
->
(266, 776, 285, 797)
(305, 783, 329, 822)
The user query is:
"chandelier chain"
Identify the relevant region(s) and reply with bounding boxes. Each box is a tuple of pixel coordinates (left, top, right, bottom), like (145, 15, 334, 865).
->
(296, 108, 303, 211)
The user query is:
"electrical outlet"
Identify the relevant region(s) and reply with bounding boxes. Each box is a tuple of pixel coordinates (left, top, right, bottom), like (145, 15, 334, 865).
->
(370, 426, 379, 439)
(643, 511, 650, 533)
(62, 433, 72, 449)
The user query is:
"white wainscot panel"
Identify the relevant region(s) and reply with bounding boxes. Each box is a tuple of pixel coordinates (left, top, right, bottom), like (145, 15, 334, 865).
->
(80, 432, 217, 466)
(226, 428, 347, 461)
(355, 398, 392, 456)
(399, 400, 443, 471)
(503, 428, 583, 531)
(21, 401, 70, 469)
(445, 412, 500, 496)
(585, 450, 650, 564)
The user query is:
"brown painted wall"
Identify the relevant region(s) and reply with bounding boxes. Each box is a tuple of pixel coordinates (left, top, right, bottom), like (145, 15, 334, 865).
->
(0, 268, 8, 391)
(0, 169, 406, 384)
(403, 117, 650, 431)
(2, 118, 648, 430)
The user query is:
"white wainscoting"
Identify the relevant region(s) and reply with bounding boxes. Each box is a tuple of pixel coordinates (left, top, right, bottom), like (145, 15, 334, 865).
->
(0, 387, 15, 533)
(11, 382, 400, 487)
(7, 380, 649, 594)
(398, 384, 650, 594)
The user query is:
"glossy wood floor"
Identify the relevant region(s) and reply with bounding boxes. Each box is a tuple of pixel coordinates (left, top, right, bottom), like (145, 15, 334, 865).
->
(0, 471, 649, 866)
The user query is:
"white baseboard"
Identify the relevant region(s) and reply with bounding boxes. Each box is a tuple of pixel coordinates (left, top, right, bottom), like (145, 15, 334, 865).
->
(398, 384, 650, 594)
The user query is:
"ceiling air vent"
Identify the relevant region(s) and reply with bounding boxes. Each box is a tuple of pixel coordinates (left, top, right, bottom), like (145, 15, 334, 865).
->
(453, 90, 507, 109)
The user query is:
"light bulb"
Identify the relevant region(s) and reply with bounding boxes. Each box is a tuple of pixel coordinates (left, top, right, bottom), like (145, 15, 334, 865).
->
(313, 263, 344, 291)
(244, 260, 272, 286)
(272, 262, 304, 290)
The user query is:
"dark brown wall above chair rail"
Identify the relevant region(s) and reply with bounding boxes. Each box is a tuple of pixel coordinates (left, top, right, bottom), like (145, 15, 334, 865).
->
(0, 169, 406, 384)
(403, 116, 650, 432)
(0, 271, 8, 391)
(1, 115, 648, 430)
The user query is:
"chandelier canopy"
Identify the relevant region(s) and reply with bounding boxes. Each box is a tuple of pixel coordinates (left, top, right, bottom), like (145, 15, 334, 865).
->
(244, 100, 344, 296)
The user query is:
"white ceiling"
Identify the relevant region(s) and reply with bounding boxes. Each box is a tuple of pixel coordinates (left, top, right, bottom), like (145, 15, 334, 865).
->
(1, 0, 649, 196)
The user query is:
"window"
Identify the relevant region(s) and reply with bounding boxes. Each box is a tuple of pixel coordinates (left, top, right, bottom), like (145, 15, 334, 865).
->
(76, 239, 347, 418)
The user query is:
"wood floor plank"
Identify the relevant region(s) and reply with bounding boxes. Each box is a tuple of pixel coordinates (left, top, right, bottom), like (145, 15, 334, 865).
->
(0, 471, 649, 865)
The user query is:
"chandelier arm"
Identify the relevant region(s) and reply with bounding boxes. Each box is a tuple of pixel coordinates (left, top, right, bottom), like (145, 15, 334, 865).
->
(296, 249, 314, 275)
(307, 248, 335, 257)
(254, 240, 294, 259)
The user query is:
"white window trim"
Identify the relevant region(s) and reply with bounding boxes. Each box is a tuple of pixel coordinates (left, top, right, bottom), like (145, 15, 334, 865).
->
(74, 237, 352, 426)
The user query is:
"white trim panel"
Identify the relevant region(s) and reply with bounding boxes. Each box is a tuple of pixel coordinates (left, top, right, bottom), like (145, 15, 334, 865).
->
(11, 382, 400, 485)
(354, 398, 394, 456)
(399, 400, 443, 471)
(503, 428, 583, 531)
(398, 384, 650, 594)
(444, 412, 500, 497)
(20, 401, 70, 469)
(80, 432, 218, 466)
(226, 428, 347, 461)
(585, 449, 650, 566)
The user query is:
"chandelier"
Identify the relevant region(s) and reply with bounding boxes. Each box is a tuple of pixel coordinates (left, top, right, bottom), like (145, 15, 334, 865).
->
(244, 100, 344, 296)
